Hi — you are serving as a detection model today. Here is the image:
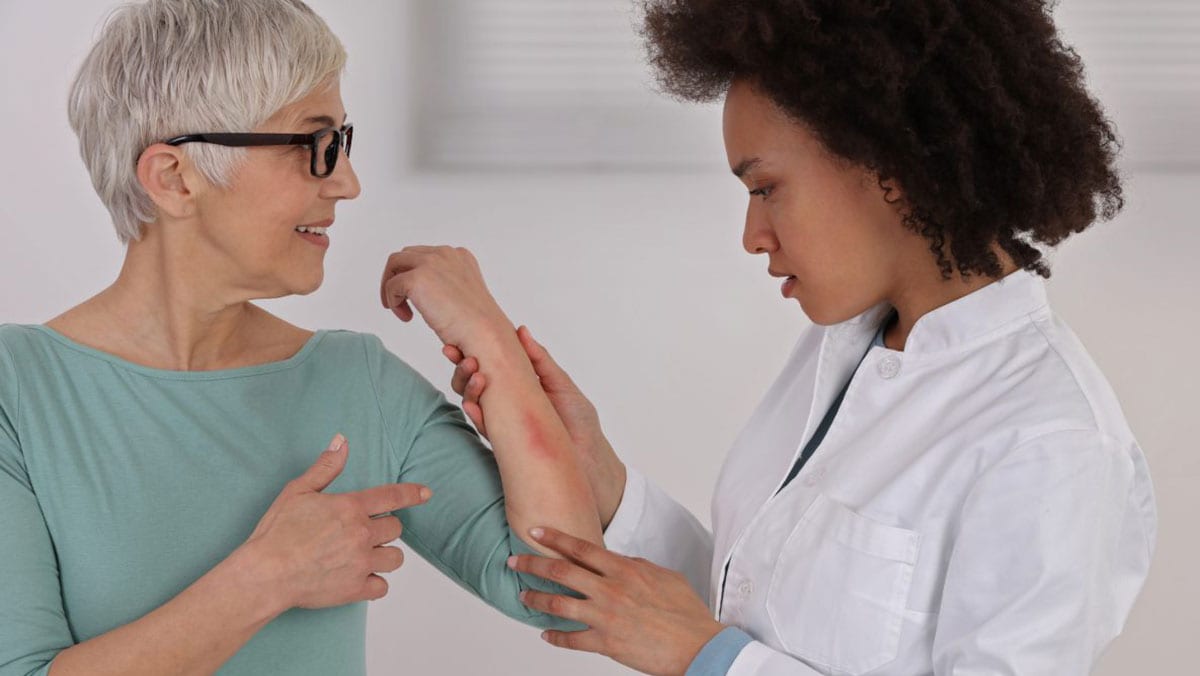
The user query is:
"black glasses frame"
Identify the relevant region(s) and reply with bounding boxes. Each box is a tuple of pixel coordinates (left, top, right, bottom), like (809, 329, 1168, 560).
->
(163, 124, 353, 178)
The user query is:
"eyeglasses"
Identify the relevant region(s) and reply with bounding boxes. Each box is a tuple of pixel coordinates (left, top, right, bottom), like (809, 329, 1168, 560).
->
(163, 124, 354, 178)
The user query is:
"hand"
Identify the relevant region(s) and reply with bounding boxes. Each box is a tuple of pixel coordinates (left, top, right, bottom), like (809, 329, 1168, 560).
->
(379, 246, 512, 355)
(241, 434, 432, 611)
(508, 527, 724, 676)
(443, 326, 627, 527)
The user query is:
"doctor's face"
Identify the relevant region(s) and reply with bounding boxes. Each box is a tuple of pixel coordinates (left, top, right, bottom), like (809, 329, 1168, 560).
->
(723, 80, 909, 325)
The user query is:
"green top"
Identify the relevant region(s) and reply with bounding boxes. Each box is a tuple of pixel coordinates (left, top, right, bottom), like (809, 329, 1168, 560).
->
(0, 324, 573, 676)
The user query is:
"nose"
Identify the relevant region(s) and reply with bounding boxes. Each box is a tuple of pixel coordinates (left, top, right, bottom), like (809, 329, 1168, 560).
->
(742, 199, 778, 255)
(322, 146, 361, 200)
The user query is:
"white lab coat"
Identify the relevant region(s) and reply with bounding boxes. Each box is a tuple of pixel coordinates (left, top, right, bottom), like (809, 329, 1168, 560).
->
(602, 270, 1156, 676)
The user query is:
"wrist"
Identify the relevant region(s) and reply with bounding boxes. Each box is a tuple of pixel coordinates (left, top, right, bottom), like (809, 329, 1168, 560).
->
(678, 621, 730, 676)
(222, 543, 292, 624)
(597, 451, 627, 529)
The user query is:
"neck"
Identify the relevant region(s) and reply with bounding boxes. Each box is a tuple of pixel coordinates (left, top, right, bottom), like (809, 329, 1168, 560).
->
(68, 227, 268, 370)
(882, 252, 1019, 352)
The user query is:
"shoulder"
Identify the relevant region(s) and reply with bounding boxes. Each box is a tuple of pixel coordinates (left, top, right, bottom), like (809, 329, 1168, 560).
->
(0, 324, 51, 382)
(321, 330, 441, 402)
(0, 323, 42, 353)
(998, 309, 1137, 446)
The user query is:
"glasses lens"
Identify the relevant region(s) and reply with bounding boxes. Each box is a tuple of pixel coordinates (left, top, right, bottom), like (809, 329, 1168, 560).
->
(313, 131, 339, 177)
(343, 126, 353, 158)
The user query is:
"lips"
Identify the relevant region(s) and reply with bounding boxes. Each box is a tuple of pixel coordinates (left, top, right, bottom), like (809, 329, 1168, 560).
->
(768, 268, 797, 297)
(781, 276, 797, 297)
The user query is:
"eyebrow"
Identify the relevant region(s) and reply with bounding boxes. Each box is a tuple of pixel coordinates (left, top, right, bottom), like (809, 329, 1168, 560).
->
(732, 157, 762, 178)
(301, 113, 348, 128)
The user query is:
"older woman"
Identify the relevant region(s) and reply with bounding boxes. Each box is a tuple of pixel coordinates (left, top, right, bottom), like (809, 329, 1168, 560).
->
(0, 1, 600, 675)
(445, 1, 1157, 675)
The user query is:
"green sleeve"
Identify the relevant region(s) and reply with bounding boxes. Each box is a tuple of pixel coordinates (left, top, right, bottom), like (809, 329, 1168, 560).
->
(0, 335, 71, 675)
(361, 334, 584, 631)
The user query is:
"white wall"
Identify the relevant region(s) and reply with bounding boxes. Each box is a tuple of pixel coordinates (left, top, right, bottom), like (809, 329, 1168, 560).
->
(1, 1, 1194, 674)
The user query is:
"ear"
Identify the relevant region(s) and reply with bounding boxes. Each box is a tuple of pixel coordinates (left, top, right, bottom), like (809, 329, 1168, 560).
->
(136, 143, 199, 220)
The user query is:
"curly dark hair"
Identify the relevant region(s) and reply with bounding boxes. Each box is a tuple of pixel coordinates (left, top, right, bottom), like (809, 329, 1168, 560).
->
(641, 0, 1124, 279)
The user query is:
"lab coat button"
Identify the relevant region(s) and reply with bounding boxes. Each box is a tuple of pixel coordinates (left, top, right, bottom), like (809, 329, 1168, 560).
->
(738, 581, 754, 597)
(877, 355, 902, 379)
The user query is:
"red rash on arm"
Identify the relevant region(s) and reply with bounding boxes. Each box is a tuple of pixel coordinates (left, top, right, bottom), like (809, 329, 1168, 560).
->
(521, 409, 562, 461)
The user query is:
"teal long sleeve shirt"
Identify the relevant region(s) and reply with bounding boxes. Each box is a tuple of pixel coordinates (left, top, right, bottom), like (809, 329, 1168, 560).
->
(0, 324, 573, 676)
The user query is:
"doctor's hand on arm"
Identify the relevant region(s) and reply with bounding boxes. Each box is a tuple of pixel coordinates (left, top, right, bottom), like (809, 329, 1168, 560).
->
(507, 526, 725, 676)
(442, 325, 627, 529)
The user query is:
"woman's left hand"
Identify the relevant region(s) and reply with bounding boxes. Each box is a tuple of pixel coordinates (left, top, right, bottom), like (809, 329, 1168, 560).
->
(509, 527, 725, 676)
(379, 246, 511, 353)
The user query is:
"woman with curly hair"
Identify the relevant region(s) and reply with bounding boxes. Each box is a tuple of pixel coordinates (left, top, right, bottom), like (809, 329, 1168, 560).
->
(442, 1, 1156, 674)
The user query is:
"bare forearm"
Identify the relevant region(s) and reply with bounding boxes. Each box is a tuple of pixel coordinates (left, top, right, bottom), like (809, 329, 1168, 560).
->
(472, 331, 603, 551)
(49, 546, 284, 676)
(592, 439, 628, 531)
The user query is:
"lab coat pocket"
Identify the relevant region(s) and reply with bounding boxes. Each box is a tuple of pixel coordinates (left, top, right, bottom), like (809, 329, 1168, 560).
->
(766, 493, 921, 675)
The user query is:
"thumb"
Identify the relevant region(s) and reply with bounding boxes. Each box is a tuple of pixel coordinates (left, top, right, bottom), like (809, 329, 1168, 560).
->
(517, 326, 576, 390)
(296, 434, 348, 492)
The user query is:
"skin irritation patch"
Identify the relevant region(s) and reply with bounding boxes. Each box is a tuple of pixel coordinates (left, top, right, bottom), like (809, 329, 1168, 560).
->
(521, 409, 561, 461)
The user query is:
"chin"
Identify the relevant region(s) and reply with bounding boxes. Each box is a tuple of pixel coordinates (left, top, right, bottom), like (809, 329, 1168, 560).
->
(289, 271, 325, 296)
(796, 294, 868, 327)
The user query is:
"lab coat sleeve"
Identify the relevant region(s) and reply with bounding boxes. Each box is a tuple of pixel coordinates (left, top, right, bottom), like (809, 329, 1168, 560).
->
(930, 428, 1156, 675)
(722, 641, 824, 676)
(602, 465, 714, 601)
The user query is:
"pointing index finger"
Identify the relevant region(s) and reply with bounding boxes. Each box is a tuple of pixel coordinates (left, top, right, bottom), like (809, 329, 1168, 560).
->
(351, 482, 432, 517)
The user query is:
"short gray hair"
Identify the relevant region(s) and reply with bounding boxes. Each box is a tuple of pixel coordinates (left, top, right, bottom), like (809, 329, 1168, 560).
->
(68, 0, 347, 244)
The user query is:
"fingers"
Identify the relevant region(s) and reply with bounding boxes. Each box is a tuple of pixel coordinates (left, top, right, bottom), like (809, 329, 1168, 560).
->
(294, 434, 348, 492)
(382, 274, 415, 322)
(465, 371, 485, 400)
(361, 573, 390, 601)
(369, 545, 406, 574)
(442, 344, 464, 365)
(463, 400, 488, 439)
(517, 326, 577, 390)
(379, 247, 477, 314)
(379, 250, 419, 309)
(507, 553, 602, 597)
(367, 514, 403, 545)
(528, 527, 617, 576)
(450, 356, 479, 395)
(540, 629, 604, 654)
(518, 589, 596, 626)
(349, 482, 432, 517)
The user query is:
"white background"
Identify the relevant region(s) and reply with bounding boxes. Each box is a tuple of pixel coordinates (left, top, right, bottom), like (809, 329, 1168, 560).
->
(0, 1, 1195, 674)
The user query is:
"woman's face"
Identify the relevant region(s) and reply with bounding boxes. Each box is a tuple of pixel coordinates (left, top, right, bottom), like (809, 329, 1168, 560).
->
(185, 80, 361, 299)
(722, 80, 909, 325)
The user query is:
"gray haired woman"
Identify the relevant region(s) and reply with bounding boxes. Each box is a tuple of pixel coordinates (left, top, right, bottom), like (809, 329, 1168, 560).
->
(0, 1, 601, 674)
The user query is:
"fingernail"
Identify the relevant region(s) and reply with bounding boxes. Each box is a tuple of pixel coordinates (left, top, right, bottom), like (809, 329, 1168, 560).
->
(507, 556, 517, 569)
(519, 590, 528, 602)
(420, 486, 432, 501)
(529, 527, 544, 540)
(327, 434, 346, 453)
(540, 631, 550, 642)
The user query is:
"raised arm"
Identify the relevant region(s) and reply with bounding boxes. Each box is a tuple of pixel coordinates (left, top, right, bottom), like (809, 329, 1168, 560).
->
(380, 246, 603, 553)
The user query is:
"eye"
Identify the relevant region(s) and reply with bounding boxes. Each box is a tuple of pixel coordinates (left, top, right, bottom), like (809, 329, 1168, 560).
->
(749, 186, 774, 199)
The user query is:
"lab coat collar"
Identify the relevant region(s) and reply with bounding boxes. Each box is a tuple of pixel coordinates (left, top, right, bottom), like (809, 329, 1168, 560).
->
(834, 269, 1048, 355)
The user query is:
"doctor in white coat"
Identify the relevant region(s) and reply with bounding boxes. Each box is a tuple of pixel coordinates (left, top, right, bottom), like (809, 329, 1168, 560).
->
(420, 1, 1157, 674)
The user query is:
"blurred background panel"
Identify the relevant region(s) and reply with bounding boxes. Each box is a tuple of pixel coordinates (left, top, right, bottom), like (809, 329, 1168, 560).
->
(412, 0, 723, 170)
(1055, 0, 1199, 170)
